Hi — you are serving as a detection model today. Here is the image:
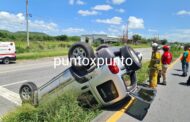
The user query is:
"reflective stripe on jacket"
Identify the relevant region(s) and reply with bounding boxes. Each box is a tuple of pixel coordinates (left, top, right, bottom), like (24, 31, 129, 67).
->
(149, 51, 162, 70)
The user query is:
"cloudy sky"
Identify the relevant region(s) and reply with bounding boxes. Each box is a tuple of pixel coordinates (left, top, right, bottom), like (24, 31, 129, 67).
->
(0, 0, 190, 42)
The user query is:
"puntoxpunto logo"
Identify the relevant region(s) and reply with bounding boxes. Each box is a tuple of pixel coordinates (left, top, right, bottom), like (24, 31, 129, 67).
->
(54, 57, 134, 69)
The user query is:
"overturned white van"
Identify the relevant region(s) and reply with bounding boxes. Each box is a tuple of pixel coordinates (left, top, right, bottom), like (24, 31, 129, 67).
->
(0, 42, 16, 64)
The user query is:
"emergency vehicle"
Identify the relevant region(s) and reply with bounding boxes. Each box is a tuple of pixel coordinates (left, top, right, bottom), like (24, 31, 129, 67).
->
(0, 42, 16, 64)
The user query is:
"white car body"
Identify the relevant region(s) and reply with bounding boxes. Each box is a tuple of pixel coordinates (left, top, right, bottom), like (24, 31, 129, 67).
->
(19, 43, 156, 107)
(0, 42, 16, 63)
(38, 57, 136, 106)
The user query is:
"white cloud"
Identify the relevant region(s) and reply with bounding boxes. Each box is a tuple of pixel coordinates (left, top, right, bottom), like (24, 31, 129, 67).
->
(0, 11, 85, 36)
(93, 5, 113, 11)
(112, 0, 126, 5)
(76, 0, 85, 5)
(108, 25, 124, 35)
(115, 8, 125, 13)
(161, 29, 190, 42)
(96, 17, 122, 25)
(148, 29, 158, 32)
(29, 20, 58, 33)
(78, 10, 98, 16)
(128, 16, 144, 29)
(69, 0, 85, 5)
(62, 27, 85, 33)
(176, 10, 190, 16)
(86, 31, 107, 35)
(0, 11, 59, 34)
(69, 0, 75, 5)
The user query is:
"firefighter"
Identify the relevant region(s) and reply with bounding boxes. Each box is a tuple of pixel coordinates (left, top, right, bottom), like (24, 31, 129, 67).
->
(161, 45, 172, 85)
(148, 43, 162, 89)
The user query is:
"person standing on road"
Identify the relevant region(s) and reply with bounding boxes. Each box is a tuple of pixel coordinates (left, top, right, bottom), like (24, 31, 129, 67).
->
(180, 46, 189, 77)
(186, 47, 190, 72)
(161, 45, 172, 85)
(148, 43, 162, 89)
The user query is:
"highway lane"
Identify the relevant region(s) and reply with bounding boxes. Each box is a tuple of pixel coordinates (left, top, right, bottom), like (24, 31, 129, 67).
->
(0, 57, 68, 116)
(94, 59, 190, 122)
(116, 60, 190, 122)
(0, 48, 152, 117)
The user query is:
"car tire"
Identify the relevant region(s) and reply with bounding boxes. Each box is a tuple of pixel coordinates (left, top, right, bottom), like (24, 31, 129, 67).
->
(68, 42, 95, 71)
(19, 82, 38, 105)
(3, 57, 10, 64)
(120, 46, 142, 71)
(96, 44, 109, 51)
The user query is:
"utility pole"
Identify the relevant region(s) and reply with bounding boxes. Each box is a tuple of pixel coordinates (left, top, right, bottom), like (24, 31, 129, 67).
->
(126, 20, 129, 43)
(26, 0, 30, 47)
(122, 21, 129, 44)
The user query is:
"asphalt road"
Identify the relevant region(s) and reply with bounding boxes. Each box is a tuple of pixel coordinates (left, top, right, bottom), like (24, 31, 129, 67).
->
(94, 59, 190, 122)
(0, 48, 151, 118)
(0, 57, 68, 116)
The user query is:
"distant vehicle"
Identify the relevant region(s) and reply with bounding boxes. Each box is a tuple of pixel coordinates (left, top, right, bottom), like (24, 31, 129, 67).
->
(0, 42, 16, 64)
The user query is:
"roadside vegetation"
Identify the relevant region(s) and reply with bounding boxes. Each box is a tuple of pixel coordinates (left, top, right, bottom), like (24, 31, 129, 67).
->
(0, 30, 165, 60)
(170, 45, 183, 59)
(137, 61, 150, 84)
(0, 30, 79, 60)
(2, 29, 185, 60)
(2, 93, 101, 122)
(16, 41, 72, 59)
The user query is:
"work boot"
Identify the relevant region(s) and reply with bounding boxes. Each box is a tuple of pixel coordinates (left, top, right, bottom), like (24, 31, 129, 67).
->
(162, 81, 167, 85)
(182, 73, 187, 77)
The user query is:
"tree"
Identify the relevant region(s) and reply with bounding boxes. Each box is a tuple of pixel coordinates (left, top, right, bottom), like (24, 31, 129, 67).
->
(140, 38, 148, 44)
(55, 35, 68, 41)
(160, 39, 168, 45)
(132, 34, 142, 45)
(68, 36, 80, 41)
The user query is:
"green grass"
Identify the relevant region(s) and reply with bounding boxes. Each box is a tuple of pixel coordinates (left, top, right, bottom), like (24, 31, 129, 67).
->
(137, 62, 150, 84)
(17, 49, 68, 60)
(170, 46, 183, 59)
(15, 41, 73, 60)
(2, 93, 101, 122)
(15, 41, 150, 60)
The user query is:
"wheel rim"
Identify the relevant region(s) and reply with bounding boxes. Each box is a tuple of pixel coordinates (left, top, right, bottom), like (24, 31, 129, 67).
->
(21, 86, 32, 100)
(72, 47, 87, 66)
(4, 59, 9, 64)
(72, 47, 87, 58)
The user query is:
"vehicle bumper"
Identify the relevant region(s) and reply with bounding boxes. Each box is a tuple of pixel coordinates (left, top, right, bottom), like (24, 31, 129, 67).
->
(0, 56, 16, 62)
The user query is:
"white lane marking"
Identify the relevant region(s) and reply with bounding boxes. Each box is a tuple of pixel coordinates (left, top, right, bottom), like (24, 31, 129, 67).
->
(0, 64, 53, 74)
(0, 86, 22, 106)
(0, 57, 66, 74)
(1, 62, 52, 70)
(1, 80, 28, 87)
